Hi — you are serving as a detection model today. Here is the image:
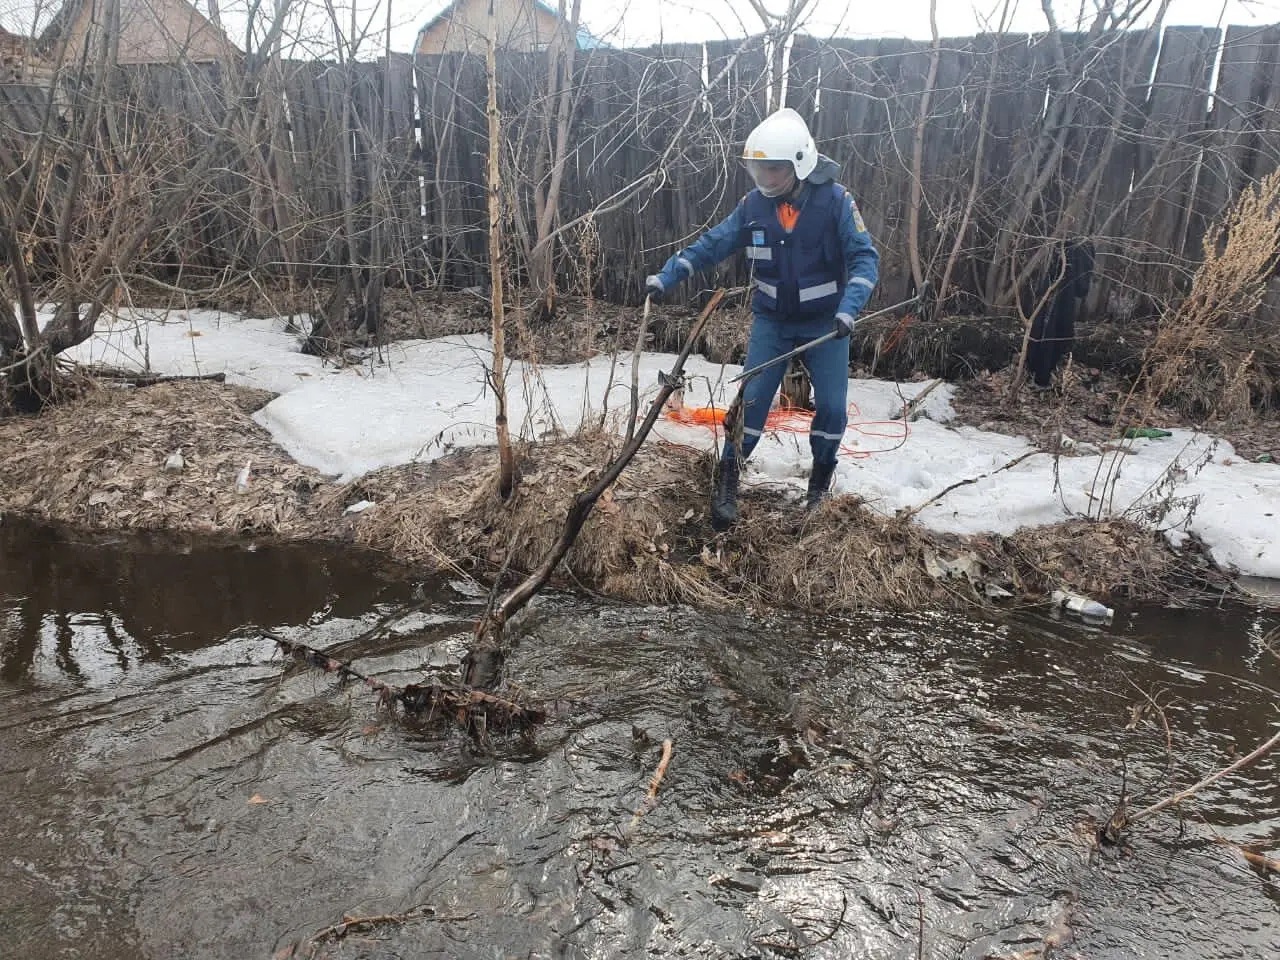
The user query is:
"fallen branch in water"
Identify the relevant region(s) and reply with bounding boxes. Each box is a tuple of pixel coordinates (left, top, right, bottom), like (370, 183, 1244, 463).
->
(467, 290, 725, 680)
(1130, 726, 1280, 824)
(269, 634, 547, 739)
(1214, 835, 1280, 875)
(628, 737, 674, 833)
(751, 890, 848, 955)
(279, 905, 475, 959)
(1103, 725, 1280, 841)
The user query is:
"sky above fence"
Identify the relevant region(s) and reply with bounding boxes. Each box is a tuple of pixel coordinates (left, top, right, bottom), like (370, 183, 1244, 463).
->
(563, 0, 1280, 48)
(5, 0, 1274, 59)
(392, 0, 1280, 53)
(218, 0, 1280, 60)
(285, 0, 1280, 60)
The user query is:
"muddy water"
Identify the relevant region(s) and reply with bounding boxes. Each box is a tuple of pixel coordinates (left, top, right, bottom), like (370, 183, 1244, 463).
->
(0, 518, 1276, 960)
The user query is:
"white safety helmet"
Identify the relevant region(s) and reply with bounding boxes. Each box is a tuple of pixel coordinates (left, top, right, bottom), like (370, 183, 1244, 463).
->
(742, 108, 818, 195)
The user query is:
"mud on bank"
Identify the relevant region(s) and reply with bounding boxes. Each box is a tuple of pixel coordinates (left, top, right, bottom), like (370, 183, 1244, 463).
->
(0, 379, 1235, 616)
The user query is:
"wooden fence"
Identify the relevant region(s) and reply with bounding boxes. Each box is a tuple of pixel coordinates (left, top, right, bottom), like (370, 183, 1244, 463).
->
(4, 23, 1280, 320)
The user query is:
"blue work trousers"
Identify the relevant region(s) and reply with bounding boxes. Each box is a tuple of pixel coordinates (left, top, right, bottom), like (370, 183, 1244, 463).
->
(724, 313, 850, 467)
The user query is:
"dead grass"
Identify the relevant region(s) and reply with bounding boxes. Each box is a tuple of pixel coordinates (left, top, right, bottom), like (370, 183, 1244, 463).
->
(0, 382, 1230, 614)
(0, 380, 328, 538)
(350, 433, 723, 605)
(347, 432, 1216, 613)
(1144, 170, 1280, 419)
(950, 362, 1280, 464)
(978, 518, 1215, 603)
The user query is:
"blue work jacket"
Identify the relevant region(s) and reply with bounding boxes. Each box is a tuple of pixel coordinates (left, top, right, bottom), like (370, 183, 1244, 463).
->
(653, 172, 879, 320)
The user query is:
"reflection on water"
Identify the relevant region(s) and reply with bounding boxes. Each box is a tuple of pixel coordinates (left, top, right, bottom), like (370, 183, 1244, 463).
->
(0, 517, 1276, 959)
(0, 520, 416, 686)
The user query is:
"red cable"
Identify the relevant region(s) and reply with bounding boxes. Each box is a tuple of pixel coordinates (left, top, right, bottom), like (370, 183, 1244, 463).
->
(663, 396, 910, 459)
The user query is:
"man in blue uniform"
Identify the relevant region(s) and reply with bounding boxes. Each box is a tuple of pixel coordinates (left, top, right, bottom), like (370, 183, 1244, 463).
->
(646, 108, 880, 531)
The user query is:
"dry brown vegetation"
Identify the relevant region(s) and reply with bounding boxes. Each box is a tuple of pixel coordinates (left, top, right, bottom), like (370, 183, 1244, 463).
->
(338, 431, 1217, 614)
(0, 381, 326, 538)
(0, 380, 1226, 614)
(1142, 170, 1280, 420)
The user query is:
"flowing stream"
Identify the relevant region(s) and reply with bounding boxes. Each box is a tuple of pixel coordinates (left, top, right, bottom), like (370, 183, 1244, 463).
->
(1, 517, 1276, 959)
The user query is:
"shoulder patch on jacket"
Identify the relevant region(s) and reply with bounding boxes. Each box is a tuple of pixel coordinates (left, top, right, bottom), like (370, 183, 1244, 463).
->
(850, 197, 867, 234)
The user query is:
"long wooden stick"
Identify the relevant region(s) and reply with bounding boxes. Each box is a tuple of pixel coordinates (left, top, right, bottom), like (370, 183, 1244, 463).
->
(900, 378, 943, 421)
(475, 290, 725, 646)
(625, 295, 652, 442)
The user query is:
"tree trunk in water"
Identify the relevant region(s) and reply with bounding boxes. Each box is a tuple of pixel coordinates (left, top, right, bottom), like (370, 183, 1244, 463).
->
(466, 290, 727, 686)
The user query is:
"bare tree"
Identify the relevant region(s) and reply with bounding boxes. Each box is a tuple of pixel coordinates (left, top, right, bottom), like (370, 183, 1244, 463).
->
(486, 0, 515, 498)
(524, 0, 584, 321)
(745, 0, 815, 110)
(981, 0, 1174, 309)
(0, 0, 289, 405)
(906, 0, 941, 293)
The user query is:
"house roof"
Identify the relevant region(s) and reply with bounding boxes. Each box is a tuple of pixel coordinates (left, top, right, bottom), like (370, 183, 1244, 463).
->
(416, 0, 607, 50)
(37, 0, 77, 46)
(38, 0, 239, 57)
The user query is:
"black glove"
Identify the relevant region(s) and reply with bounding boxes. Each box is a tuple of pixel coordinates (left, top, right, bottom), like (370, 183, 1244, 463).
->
(834, 312, 856, 338)
(645, 275, 666, 302)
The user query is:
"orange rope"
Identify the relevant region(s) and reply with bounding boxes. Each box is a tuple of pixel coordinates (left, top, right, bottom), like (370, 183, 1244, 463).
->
(881, 311, 917, 355)
(663, 398, 910, 459)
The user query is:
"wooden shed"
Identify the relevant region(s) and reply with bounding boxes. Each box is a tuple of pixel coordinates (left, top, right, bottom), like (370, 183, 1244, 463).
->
(415, 0, 601, 55)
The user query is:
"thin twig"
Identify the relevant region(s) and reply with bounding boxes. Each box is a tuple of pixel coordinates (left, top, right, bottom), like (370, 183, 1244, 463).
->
(626, 295, 652, 442)
(0, 345, 48, 376)
(1262, 627, 1279, 663)
(898, 450, 1043, 521)
(629, 737, 674, 832)
(1122, 675, 1175, 755)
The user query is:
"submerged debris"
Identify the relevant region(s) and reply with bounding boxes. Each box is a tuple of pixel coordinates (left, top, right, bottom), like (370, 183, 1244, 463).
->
(270, 634, 546, 739)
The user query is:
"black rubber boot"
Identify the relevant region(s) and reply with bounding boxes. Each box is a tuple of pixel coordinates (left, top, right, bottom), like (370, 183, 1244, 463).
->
(806, 460, 837, 510)
(710, 458, 740, 532)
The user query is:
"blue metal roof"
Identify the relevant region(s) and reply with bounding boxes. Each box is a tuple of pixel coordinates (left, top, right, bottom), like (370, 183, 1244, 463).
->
(531, 0, 607, 48)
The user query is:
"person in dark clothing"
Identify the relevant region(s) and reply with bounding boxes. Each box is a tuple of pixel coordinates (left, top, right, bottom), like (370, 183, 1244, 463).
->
(645, 108, 880, 531)
(1024, 239, 1094, 390)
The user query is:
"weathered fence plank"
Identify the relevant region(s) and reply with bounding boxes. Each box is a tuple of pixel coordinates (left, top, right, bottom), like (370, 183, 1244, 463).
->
(4, 22, 1280, 322)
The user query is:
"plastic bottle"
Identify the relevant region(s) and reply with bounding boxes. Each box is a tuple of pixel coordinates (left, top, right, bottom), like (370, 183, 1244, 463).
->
(1051, 589, 1115, 625)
